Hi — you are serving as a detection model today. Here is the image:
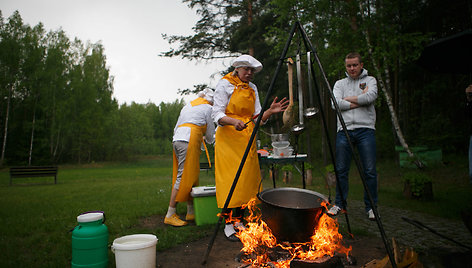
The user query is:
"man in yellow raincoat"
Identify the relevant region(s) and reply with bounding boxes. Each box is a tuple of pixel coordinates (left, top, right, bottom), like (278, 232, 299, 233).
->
(164, 88, 215, 227)
(212, 55, 288, 241)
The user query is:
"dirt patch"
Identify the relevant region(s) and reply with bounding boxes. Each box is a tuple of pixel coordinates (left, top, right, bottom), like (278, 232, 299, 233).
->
(139, 214, 168, 230)
(139, 215, 388, 267)
(157, 234, 386, 268)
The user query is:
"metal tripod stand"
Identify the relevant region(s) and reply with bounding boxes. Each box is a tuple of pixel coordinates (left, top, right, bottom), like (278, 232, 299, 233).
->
(202, 21, 397, 268)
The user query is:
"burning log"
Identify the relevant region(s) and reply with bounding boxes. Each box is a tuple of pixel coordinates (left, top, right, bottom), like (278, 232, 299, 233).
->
(238, 249, 345, 268)
(362, 238, 423, 268)
(290, 256, 343, 267)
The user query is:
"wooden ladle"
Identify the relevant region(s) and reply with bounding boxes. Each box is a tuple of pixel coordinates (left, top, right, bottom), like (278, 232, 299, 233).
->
(283, 58, 295, 127)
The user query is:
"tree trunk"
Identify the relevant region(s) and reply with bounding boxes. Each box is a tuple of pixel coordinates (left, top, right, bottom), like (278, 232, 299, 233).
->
(283, 170, 292, 183)
(28, 100, 37, 166)
(269, 167, 279, 181)
(305, 169, 313, 186)
(247, 0, 255, 56)
(1, 86, 12, 167)
(326, 171, 336, 187)
(359, 1, 424, 169)
(77, 136, 82, 164)
(50, 82, 57, 162)
(52, 128, 61, 162)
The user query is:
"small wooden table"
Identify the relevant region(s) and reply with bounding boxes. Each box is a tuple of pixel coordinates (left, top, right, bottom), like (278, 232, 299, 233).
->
(259, 154, 308, 188)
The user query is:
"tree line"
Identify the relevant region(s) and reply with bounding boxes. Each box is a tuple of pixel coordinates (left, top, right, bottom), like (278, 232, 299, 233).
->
(2, 0, 471, 166)
(0, 11, 184, 166)
(163, 0, 471, 162)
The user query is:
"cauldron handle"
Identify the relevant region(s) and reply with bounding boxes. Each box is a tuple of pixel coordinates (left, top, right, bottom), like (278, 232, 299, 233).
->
(257, 179, 263, 197)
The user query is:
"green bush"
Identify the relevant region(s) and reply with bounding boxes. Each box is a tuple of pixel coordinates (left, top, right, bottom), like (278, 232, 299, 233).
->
(325, 164, 334, 173)
(305, 162, 314, 170)
(402, 171, 432, 197)
(281, 164, 295, 172)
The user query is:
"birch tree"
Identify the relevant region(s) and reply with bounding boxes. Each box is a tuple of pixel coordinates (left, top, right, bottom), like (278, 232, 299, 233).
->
(0, 11, 27, 166)
(43, 29, 71, 162)
(357, 0, 428, 168)
(21, 23, 46, 165)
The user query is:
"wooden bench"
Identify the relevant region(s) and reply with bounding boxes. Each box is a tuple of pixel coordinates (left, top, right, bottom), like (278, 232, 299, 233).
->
(9, 166, 58, 185)
(200, 162, 213, 172)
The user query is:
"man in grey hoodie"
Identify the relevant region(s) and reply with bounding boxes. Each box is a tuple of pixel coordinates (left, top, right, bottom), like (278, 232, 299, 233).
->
(328, 52, 378, 221)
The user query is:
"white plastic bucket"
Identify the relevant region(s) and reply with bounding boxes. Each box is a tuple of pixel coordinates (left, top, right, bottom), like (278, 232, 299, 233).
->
(112, 234, 158, 268)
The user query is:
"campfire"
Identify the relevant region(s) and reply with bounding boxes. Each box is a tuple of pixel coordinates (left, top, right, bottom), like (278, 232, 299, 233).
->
(235, 198, 352, 267)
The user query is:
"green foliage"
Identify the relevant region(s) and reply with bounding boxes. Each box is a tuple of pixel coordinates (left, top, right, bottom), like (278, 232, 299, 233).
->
(402, 170, 432, 197)
(161, 0, 286, 96)
(375, 109, 396, 159)
(280, 164, 295, 172)
(3, 0, 471, 166)
(165, 0, 471, 162)
(0, 11, 185, 164)
(304, 161, 314, 170)
(324, 164, 334, 173)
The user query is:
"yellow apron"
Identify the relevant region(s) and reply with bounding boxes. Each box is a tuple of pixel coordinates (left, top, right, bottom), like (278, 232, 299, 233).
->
(171, 98, 209, 202)
(215, 73, 262, 208)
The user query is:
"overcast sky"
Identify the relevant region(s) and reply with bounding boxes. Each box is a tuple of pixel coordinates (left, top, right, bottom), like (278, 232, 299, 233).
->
(0, 0, 229, 105)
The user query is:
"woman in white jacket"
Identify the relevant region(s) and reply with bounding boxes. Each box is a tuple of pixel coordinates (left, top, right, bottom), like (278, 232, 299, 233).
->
(164, 88, 216, 227)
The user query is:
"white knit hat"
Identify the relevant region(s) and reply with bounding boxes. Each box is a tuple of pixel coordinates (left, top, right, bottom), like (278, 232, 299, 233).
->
(232, 55, 263, 73)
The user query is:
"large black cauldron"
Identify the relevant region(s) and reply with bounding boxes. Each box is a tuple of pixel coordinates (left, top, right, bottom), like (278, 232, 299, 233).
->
(257, 187, 327, 243)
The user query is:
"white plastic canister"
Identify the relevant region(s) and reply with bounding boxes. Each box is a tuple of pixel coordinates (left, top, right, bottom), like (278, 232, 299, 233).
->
(111, 234, 158, 268)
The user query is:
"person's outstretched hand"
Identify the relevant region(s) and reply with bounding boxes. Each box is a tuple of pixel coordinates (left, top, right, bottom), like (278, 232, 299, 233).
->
(268, 97, 289, 114)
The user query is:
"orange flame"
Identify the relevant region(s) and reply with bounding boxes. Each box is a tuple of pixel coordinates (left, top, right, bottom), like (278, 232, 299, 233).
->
(218, 210, 242, 225)
(236, 198, 351, 267)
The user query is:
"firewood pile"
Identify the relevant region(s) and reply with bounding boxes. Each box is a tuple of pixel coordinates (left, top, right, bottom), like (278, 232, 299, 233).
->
(363, 238, 423, 268)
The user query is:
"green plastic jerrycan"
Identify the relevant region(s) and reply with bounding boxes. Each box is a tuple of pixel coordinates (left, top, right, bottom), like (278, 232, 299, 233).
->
(71, 211, 109, 268)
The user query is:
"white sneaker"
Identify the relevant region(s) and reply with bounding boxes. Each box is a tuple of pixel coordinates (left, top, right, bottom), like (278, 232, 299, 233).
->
(224, 223, 236, 237)
(367, 209, 376, 221)
(328, 205, 341, 216)
(234, 221, 246, 231)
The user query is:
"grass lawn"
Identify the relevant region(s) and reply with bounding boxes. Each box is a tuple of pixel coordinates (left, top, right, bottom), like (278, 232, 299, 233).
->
(0, 156, 215, 267)
(0, 154, 470, 267)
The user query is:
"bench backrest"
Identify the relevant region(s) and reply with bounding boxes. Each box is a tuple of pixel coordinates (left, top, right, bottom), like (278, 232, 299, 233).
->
(10, 166, 58, 175)
(9, 166, 58, 185)
(199, 163, 213, 171)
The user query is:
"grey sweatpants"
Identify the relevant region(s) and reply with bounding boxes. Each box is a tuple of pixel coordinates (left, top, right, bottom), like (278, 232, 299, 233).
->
(172, 141, 188, 190)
